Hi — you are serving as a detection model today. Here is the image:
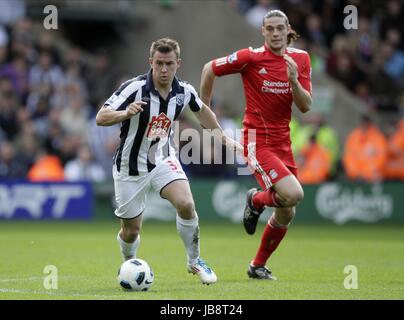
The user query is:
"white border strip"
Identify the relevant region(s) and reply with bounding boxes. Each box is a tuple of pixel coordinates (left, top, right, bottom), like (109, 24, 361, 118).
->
(247, 143, 272, 189)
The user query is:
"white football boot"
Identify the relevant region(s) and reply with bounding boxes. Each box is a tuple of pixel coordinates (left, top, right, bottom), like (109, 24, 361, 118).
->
(187, 258, 217, 285)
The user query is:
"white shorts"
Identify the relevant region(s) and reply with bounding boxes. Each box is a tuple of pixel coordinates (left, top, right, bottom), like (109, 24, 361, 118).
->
(113, 157, 188, 219)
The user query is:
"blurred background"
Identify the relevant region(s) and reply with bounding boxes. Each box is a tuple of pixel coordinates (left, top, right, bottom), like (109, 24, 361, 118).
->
(0, 0, 403, 224)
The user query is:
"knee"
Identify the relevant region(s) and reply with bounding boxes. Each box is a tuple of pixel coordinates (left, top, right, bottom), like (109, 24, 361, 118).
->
(283, 189, 304, 207)
(175, 199, 195, 217)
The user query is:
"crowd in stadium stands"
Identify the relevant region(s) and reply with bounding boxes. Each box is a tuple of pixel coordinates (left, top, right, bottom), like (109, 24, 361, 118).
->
(0, 0, 122, 182)
(0, 0, 403, 183)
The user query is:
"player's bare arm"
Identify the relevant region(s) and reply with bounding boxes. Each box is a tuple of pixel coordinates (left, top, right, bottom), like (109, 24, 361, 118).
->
(96, 101, 147, 126)
(194, 104, 243, 154)
(200, 61, 216, 105)
(284, 54, 311, 113)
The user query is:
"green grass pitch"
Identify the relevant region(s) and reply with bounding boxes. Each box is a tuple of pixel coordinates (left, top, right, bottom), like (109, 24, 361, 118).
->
(0, 221, 403, 300)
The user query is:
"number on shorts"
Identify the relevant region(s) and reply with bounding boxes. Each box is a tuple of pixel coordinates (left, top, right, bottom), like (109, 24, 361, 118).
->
(167, 160, 179, 171)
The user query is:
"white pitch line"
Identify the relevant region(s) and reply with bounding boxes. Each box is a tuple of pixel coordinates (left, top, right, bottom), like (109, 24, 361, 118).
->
(0, 288, 125, 299)
(0, 277, 44, 283)
(0, 275, 88, 283)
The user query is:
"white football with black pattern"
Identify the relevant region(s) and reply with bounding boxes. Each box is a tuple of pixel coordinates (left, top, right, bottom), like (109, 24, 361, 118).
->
(117, 258, 154, 291)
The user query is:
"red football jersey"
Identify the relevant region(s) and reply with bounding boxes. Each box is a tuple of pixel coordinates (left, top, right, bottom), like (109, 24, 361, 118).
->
(212, 43, 312, 167)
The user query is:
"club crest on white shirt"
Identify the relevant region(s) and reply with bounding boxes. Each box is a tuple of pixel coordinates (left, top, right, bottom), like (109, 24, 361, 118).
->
(176, 94, 185, 106)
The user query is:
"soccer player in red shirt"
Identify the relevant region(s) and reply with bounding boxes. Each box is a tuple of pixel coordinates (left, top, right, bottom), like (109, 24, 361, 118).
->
(200, 10, 312, 280)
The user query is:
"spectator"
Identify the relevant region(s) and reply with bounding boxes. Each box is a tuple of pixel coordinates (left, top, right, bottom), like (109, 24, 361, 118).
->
(297, 134, 332, 184)
(86, 115, 120, 178)
(0, 52, 29, 100)
(228, 0, 256, 15)
(315, 116, 340, 177)
(9, 18, 36, 64)
(291, 114, 339, 177)
(0, 0, 26, 26)
(59, 134, 83, 166)
(383, 118, 404, 180)
(385, 28, 403, 50)
(27, 49, 65, 115)
(27, 148, 65, 182)
(303, 14, 326, 46)
(380, 0, 404, 42)
(64, 144, 106, 182)
(382, 39, 404, 84)
(326, 35, 365, 91)
(64, 63, 89, 104)
(14, 124, 38, 173)
(307, 42, 326, 74)
(343, 115, 388, 182)
(0, 140, 30, 178)
(367, 42, 401, 111)
(354, 81, 377, 111)
(60, 94, 90, 137)
(245, 0, 278, 29)
(63, 47, 87, 76)
(42, 107, 64, 155)
(0, 84, 20, 140)
(347, 16, 378, 73)
(85, 51, 117, 111)
(35, 31, 61, 66)
(329, 51, 363, 91)
(0, 26, 9, 48)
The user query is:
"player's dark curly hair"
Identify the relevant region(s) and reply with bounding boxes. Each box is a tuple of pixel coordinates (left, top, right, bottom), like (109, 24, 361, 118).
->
(263, 10, 300, 45)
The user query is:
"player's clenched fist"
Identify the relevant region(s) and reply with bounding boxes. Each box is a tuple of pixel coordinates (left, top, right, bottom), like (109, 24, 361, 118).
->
(126, 101, 147, 117)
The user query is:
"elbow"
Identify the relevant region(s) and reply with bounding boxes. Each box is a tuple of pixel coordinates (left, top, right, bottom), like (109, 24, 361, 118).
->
(96, 112, 105, 126)
(300, 98, 312, 113)
(203, 61, 215, 80)
(301, 104, 311, 113)
(203, 61, 211, 73)
(95, 114, 102, 126)
(96, 105, 110, 126)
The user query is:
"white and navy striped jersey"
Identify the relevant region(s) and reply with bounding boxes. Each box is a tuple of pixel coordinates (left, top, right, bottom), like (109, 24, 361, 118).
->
(104, 70, 203, 177)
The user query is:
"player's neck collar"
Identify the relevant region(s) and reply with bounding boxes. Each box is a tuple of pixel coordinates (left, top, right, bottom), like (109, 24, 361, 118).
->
(145, 69, 181, 95)
(264, 42, 285, 57)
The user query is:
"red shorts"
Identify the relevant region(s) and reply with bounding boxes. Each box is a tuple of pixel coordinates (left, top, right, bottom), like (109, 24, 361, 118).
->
(246, 144, 298, 191)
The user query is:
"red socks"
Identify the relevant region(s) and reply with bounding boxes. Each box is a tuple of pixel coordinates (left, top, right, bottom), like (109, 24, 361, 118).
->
(252, 189, 280, 210)
(252, 217, 288, 266)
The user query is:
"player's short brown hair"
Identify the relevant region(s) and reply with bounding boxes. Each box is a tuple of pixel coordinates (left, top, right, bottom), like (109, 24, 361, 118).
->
(150, 38, 180, 59)
(263, 10, 300, 45)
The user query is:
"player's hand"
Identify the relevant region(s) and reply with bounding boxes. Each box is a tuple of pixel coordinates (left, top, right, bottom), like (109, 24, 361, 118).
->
(234, 141, 244, 155)
(227, 139, 244, 154)
(126, 101, 147, 117)
(284, 54, 298, 84)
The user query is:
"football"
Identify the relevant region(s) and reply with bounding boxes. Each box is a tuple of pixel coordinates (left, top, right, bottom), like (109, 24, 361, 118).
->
(117, 258, 154, 291)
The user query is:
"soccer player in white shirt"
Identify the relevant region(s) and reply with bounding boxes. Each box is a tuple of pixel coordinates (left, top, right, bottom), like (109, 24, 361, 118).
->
(96, 38, 242, 285)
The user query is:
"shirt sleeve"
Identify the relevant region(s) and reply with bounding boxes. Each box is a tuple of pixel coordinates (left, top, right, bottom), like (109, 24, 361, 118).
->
(187, 84, 204, 112)
(298, 53, 312, 95)
(212, 48, 251, 76)
(104, 93, 128, 110)
(103, 79, 138, 111)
